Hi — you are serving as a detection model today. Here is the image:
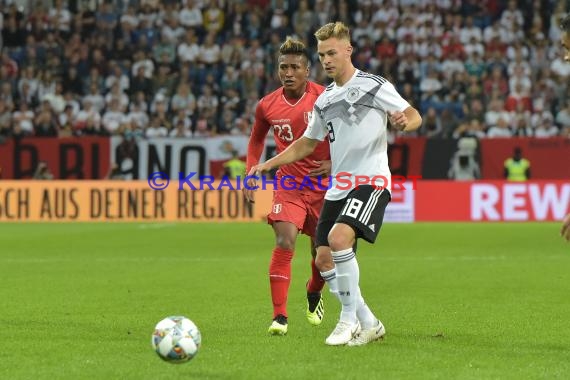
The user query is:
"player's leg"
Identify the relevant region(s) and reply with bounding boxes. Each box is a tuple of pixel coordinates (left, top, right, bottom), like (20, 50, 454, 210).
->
(266, 190, 306, 335)
(314, 199, 344, 298)
(328, 223, 375, 330)
(302, 192, 327, 325)
(314, 199, 360, 345)
(324, 222, 361, 345)
(305, 238, 325, 325)
(267, 221, 298, 335)
(331, 185, 391, 346)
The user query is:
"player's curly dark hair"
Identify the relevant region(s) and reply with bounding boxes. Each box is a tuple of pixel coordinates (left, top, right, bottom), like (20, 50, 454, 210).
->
(279, 37, 310, 65)
(561, 14, 570, 33)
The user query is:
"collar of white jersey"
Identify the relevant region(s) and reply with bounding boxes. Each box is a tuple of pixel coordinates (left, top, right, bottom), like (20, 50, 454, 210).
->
(334, 68, 360, 89)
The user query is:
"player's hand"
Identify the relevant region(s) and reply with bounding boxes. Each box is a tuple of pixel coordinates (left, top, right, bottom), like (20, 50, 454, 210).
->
(247, 163, 272, 177)
(308, 160, 331, 177)
(244, 163, 271, 203)
(243, 177, 257, 203)
(388, 110, 408, 131)
(561, 213, 570, 242)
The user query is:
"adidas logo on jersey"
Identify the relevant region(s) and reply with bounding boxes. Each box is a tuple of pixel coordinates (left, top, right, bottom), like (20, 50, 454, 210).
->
(368, 224, 375, 231)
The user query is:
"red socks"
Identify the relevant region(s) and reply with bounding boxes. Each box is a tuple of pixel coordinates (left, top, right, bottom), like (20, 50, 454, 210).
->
(306, 258, 325, 293)
(269, 247, 294, 318)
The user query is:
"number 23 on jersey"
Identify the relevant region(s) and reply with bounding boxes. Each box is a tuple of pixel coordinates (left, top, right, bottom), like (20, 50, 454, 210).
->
(273, 124, 294, 142)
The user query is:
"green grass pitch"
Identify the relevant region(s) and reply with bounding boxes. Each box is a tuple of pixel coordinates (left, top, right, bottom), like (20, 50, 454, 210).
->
(1, 222, 569, 380)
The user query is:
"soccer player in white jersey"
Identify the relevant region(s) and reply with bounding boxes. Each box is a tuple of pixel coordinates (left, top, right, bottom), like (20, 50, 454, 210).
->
(560, 15, 570, 242)
(249, 21, 422, 346)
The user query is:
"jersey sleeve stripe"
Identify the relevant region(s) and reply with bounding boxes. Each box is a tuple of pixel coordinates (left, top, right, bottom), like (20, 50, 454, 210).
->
(356, 72, 387, 86)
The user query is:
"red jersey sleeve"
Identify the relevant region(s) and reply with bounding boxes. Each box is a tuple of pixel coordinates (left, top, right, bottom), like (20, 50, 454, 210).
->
(246, 100, 271, 173)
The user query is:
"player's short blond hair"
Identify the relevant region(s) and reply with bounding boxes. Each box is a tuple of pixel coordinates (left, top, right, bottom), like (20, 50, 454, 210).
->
(314, 22, 351, 42)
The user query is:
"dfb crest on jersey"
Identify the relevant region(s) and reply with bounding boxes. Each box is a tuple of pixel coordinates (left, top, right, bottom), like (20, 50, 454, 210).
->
(346, 87, 359, 102)
(304, 111, 313, 124)
(273, 204, 282, 214)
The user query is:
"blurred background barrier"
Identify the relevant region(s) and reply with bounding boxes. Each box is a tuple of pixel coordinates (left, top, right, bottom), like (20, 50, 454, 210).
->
(1, 136, 570, 180)
(414, 180, 570, 221)
(0, 180, 567, 223)
(0, 180, 273, 222)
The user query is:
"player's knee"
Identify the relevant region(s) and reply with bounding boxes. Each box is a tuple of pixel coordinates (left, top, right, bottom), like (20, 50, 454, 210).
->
(315, 251, 334, 272)
(275, 234, 295, 250)
(327, 230, 353, 252)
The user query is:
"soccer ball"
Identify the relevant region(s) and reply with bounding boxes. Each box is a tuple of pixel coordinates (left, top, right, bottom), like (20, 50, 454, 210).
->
(151, 316, 201, 363)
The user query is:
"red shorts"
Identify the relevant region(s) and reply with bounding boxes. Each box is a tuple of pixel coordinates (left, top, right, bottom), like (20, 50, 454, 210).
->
(267, 189, 325, 237)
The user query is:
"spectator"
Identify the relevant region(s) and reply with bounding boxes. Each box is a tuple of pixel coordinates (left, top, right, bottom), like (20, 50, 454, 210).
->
(178, 0, 203, 31)
(102, 99, 126, 135)
(486, 117, 513, 138)
(555, 100, 570, 129)
(0, 98, 12, 137)
(74, 100, 101, 134)
(33, 100, 58, 137)
(512, 116, 533, 137)
(0, 0, 566, 146)
(203, 1, 225, 34)
(152, 33, 176, 65)
(169, 117, 192, 138)
(440, 108, 460, 138)
(105, 63, 130, 93)
(145, 116, 169, 138)
(130, 65, 153, 101)
(485, 99, 510, 129)
(504, 147, 530, 181)
(222, 150, 246, 180)
(483, 67, 509, 99)
(177, 28, 200, 65)
(292, 0, 315, 40)
(126, 102, 149, 130)
(170, 82, 196, 118)
(161, 15, 184, 44)
(58, 104, 75, 130)
(533, 114, 559, 138)
(421, 107, 442, 138)
(504, 82, 532, 112)
(12, 101, 35, 136)
(453, 119, 486, 139)
(105, 163, 126, 180)
(105, 82, 129, 112)
(82, 83, 105, 114)
(33, 161, 54, 180)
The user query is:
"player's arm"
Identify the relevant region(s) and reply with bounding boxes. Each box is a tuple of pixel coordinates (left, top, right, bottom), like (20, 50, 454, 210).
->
(243, 103, 271, 202)
(377, 81, 422, 132)
(246, 104, 271, 173)
(388, 106, 422, 132)
(308, 159, 332, 177)
(249, 136, 319, 176)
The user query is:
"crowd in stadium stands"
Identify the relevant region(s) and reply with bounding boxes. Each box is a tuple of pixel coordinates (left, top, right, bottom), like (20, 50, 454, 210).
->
(0, 0, 569, 141)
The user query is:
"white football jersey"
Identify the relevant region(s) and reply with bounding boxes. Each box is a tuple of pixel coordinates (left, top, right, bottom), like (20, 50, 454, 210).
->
(304, 69, 410, 200)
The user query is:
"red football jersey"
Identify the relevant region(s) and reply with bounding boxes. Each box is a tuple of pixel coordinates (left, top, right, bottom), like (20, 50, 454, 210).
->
(247, 81, 330, 189)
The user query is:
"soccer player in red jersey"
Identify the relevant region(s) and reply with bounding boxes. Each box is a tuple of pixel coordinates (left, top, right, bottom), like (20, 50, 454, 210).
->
(243, 37, 331, 335)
